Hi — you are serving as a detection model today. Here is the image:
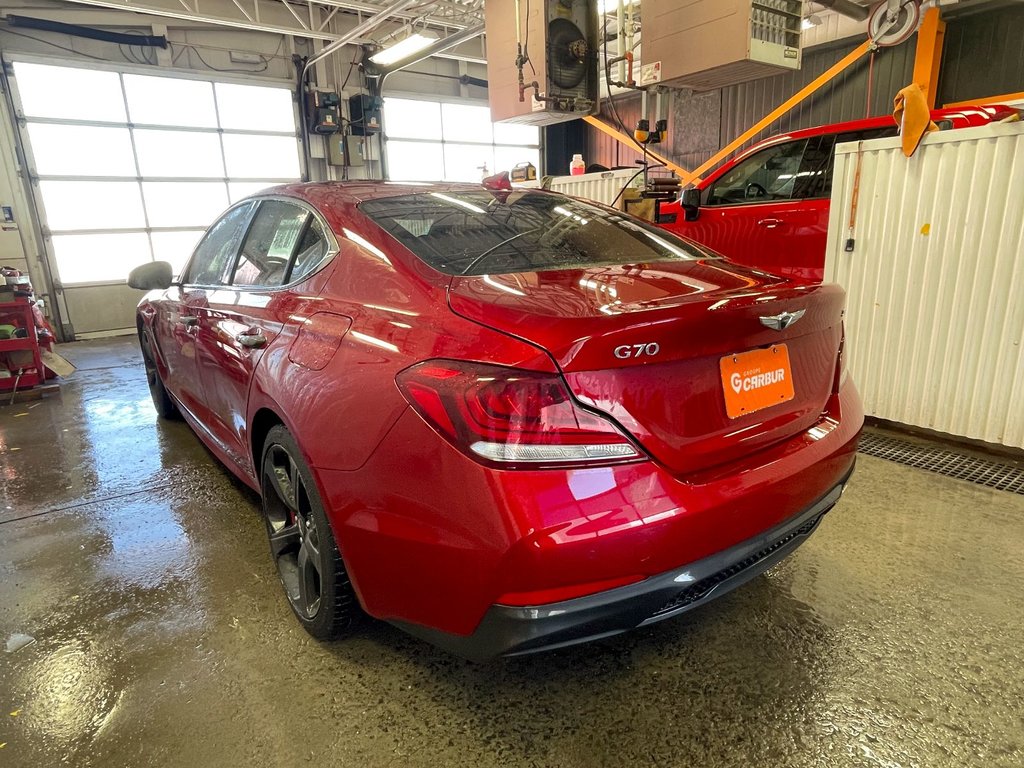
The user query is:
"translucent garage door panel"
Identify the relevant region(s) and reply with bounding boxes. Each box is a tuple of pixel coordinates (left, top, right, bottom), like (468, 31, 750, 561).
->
(142, 182, 229, 228)
(151, 230, 205, 276)
(134, 130, 224, 178)
(14, 63, 126, 122)
(384, 99, 442, 140)
(26, 123, 136, 177)
(215, 83, 295, 132)
(387, 141, 444, 181)
(228, 182, 275, 203)
(493, 122, 540, 146)
(124, 74, 218, 128)
(222, 134, 300, 179)
(51, 232, 152, 284)
(494, 146, 541, 176)
(39, 181, 146, 231)
(443, 143, 495, 182)
(441, 103, 493, 144)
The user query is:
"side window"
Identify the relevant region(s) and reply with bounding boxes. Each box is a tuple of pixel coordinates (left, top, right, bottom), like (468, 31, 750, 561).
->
(287, 218, 330, 283)
(233, 201, 308, 288)
(792, 135, 837, 200)
(707, 139, 809, 205)
(183, 202, 254, 285)
(812, 127, 899, 199)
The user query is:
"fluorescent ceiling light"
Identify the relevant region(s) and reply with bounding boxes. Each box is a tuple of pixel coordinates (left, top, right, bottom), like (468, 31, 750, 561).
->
(369, 32, 438, 66)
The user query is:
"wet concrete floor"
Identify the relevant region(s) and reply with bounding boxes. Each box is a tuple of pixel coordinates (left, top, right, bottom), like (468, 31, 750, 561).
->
(1, 336, 1022, 767)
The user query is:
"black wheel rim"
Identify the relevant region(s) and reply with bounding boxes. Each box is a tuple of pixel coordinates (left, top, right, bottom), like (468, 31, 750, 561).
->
(262, 444, 323, 619)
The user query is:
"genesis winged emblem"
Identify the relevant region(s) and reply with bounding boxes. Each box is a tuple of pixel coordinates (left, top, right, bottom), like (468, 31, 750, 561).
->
(759, 309, 806, 331)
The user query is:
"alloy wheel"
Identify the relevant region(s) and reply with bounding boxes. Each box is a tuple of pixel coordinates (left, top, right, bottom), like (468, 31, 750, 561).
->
(262, 443, 324, 619)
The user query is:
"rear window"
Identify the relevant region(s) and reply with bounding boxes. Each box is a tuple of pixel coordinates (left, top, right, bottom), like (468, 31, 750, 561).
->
(360, 190, 715, 276)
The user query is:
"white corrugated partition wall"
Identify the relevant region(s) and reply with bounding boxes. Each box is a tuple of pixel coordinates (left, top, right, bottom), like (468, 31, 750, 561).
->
(518, 168, 639, 206)
(825, 121, 1024, 449)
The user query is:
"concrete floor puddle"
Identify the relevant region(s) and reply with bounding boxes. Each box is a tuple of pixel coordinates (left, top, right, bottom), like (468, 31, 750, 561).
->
(1, 336, 1022, 767)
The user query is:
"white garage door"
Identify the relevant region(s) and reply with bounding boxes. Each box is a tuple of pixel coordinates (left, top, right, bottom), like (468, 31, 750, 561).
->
(383, 97, 541, 182)
(10, 59, 301, 336)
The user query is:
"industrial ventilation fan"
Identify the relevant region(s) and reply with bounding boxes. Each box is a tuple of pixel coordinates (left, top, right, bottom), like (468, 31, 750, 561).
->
(485, 0, 600, 126)
(547, 16, 589, 90)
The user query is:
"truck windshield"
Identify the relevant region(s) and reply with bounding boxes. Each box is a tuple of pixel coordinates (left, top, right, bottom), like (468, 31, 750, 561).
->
(360, 190, 716, 276)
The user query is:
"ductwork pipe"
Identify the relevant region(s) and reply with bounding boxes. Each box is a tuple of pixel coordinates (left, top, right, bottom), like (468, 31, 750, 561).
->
(815, 0, 871, 21)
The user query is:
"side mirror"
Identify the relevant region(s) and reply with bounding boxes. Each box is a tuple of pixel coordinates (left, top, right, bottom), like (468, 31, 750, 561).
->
(128, 261, 174, 290)
(680, 187, 701, 222)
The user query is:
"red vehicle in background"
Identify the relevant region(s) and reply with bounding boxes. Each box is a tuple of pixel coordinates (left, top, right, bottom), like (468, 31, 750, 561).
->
(656, 106, 1018, 281)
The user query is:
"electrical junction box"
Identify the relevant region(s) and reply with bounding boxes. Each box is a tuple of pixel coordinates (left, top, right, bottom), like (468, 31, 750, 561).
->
(327, 135, 365, 167)
(346, 135, 366, 167)
(307, 90, 341, 134)
(642, 0, 804, 92)
(349, 94, 382, 135)
(327, 134, 346, 166)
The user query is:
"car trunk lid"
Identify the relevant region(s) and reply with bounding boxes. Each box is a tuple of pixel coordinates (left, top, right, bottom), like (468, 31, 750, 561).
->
(448, 260, 844, 475)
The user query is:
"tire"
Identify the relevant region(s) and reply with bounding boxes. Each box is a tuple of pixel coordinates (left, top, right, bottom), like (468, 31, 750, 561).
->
(140, 330, 179, 419)
(260, 425, 358, 640)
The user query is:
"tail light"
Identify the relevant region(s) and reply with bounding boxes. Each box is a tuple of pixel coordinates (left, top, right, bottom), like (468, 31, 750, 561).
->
(396, 360, 643, 468)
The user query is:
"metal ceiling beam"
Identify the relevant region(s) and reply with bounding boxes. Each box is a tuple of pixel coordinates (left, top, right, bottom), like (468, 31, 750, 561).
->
(37, 0, 482, 35)
(26, 0, 338, 40)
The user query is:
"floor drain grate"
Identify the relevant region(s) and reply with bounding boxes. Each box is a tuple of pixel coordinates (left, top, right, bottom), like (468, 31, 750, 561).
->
(858, 432, 1024, 496)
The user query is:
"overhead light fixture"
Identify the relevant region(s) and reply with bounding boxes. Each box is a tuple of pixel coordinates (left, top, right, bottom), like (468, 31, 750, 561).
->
(801, 14, 823, 30)
(369, 32, 439, 66)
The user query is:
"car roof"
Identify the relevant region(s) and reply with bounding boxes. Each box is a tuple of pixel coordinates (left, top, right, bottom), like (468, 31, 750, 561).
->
(255, 180, 502, 206)
(698, 104, 1018, 187)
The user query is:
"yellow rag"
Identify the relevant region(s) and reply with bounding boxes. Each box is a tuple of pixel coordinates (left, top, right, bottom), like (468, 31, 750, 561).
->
(893, 84, 939, 157)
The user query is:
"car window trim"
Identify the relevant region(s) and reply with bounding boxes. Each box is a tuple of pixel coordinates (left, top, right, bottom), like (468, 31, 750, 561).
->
(704, 138, 811, 208)
(180, 196, 338, 293)
(792, 134, 839, 202)
(227, 195, 338, 293)
(283, 213, 315, 285)
(228, 198, 299, 289)
(180, 199, 257, 289)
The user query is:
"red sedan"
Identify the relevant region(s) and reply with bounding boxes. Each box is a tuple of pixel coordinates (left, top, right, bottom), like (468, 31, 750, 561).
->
(129, 181, 863, 659)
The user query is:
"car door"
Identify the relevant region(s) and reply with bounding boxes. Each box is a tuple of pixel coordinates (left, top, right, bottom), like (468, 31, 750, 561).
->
(685, 137, 814, 278)
(157, 201, 255, 421)
(195, 199, 331, 474)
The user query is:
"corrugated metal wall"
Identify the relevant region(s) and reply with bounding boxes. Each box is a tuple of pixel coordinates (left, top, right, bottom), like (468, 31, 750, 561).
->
(587, 38, 917, 176)
(591, 96, 656, 170)
(938, 5, 1024, 105)
(824, 122, 1024, 449)
(718, 38, 916, 153)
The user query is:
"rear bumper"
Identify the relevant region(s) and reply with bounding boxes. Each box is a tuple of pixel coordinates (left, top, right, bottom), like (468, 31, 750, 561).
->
(392, 465, 851, 661)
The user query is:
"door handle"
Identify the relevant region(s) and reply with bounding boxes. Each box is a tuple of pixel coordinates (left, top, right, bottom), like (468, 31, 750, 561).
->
(236, 332, 268, 349)
(757, 218, 783, 229)
(179, 315, 199, 326)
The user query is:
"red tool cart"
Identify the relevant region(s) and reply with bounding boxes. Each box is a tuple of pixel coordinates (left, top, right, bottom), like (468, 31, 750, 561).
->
(0, 297, 44, 393)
